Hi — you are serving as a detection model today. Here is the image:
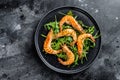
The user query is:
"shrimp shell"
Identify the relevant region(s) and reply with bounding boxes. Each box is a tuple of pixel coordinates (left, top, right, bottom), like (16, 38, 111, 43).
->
(59, 15, 85, 33)
(77, 33, 95, 58)
(58, 45, 75, 66)
(43, 29, 62, 54)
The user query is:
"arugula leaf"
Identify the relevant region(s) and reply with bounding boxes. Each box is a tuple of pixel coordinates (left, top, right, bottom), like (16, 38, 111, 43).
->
(78, 20, 88, 28)
(44, 16, 59, 34)
(74, 15, 78, 19)
(56, 52, 67, 60)
(67, 10, 73, 16)
(51, 36, 73, 50)
(58, 10, 77, 19)
(41, 34, 46, 38)
(69, 45, 79, 66)
(62, 25, 72, 30)
(94, 31, 101, 39)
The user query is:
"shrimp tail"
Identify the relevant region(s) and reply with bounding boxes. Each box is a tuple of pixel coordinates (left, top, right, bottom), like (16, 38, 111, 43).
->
(77, 33, 95, 58)
(58, 45, 75, 65)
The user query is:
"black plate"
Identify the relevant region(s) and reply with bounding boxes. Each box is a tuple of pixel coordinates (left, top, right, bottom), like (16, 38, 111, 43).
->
(35, 6, 101, 74)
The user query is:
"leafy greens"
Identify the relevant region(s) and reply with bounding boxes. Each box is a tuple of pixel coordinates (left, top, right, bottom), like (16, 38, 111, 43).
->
(41, 11, 100, 67)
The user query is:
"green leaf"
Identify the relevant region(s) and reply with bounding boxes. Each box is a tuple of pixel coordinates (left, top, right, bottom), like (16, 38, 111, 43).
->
(62, 25, 72, 30)
(74, 15, 78, 19)
(78, 20, 87, 28)
(67, 10, 73, 16)
(94, 31, 100, 39)
(56, 52, 67, 60)
(82, 50, 88, 60)
(41, 34, 46, 38)
(81, 58, 84, 64)
(44, 21, 59, 34)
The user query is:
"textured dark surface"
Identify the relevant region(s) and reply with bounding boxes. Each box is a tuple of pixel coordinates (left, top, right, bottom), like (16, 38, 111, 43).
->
(0, 0, 120, 80)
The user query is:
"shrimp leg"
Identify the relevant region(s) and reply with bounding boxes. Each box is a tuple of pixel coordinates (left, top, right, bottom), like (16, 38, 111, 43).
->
(59, 15, 85, 33)
(77, 34, 95, 58)
(58, 45, 75, 66)
(43, 29, 62, 54)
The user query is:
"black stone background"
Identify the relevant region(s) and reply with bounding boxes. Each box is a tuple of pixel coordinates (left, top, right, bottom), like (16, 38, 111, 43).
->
(0, 0, 120, 80)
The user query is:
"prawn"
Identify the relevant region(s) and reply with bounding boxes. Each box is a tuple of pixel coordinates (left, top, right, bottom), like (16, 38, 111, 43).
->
(54, 29, 77, 46)
(43, 29, 62, 54)
(59, 15, 85, 33)
(77, 34, 95, 58)
(58, 45, 75, 66)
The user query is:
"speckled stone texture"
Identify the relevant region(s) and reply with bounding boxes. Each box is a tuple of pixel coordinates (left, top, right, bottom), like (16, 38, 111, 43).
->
(0, 0, 120, 80)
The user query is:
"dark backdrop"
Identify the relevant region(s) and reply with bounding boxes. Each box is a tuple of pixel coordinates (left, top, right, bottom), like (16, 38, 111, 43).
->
(0, 0, 120, 80)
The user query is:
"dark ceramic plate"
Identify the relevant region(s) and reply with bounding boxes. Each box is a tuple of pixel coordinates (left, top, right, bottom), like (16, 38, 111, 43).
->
(35, 6, 101, 74)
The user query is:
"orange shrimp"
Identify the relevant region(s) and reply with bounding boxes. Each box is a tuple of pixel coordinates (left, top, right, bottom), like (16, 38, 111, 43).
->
(43, 29, 62, 54)
(54, 29, 77, 46)
(58, 45, 75, 66)
(77, 34, 95, 58)
(59, 15, 85, 33)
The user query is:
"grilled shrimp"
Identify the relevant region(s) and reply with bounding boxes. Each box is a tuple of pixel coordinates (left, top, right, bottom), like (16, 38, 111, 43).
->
(43, 29, 62, 54)
(59, 15, 85, 33)
(54, 29, 77, 46)
(58, 45, 75, 66)
(77, 34, 95, 58)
